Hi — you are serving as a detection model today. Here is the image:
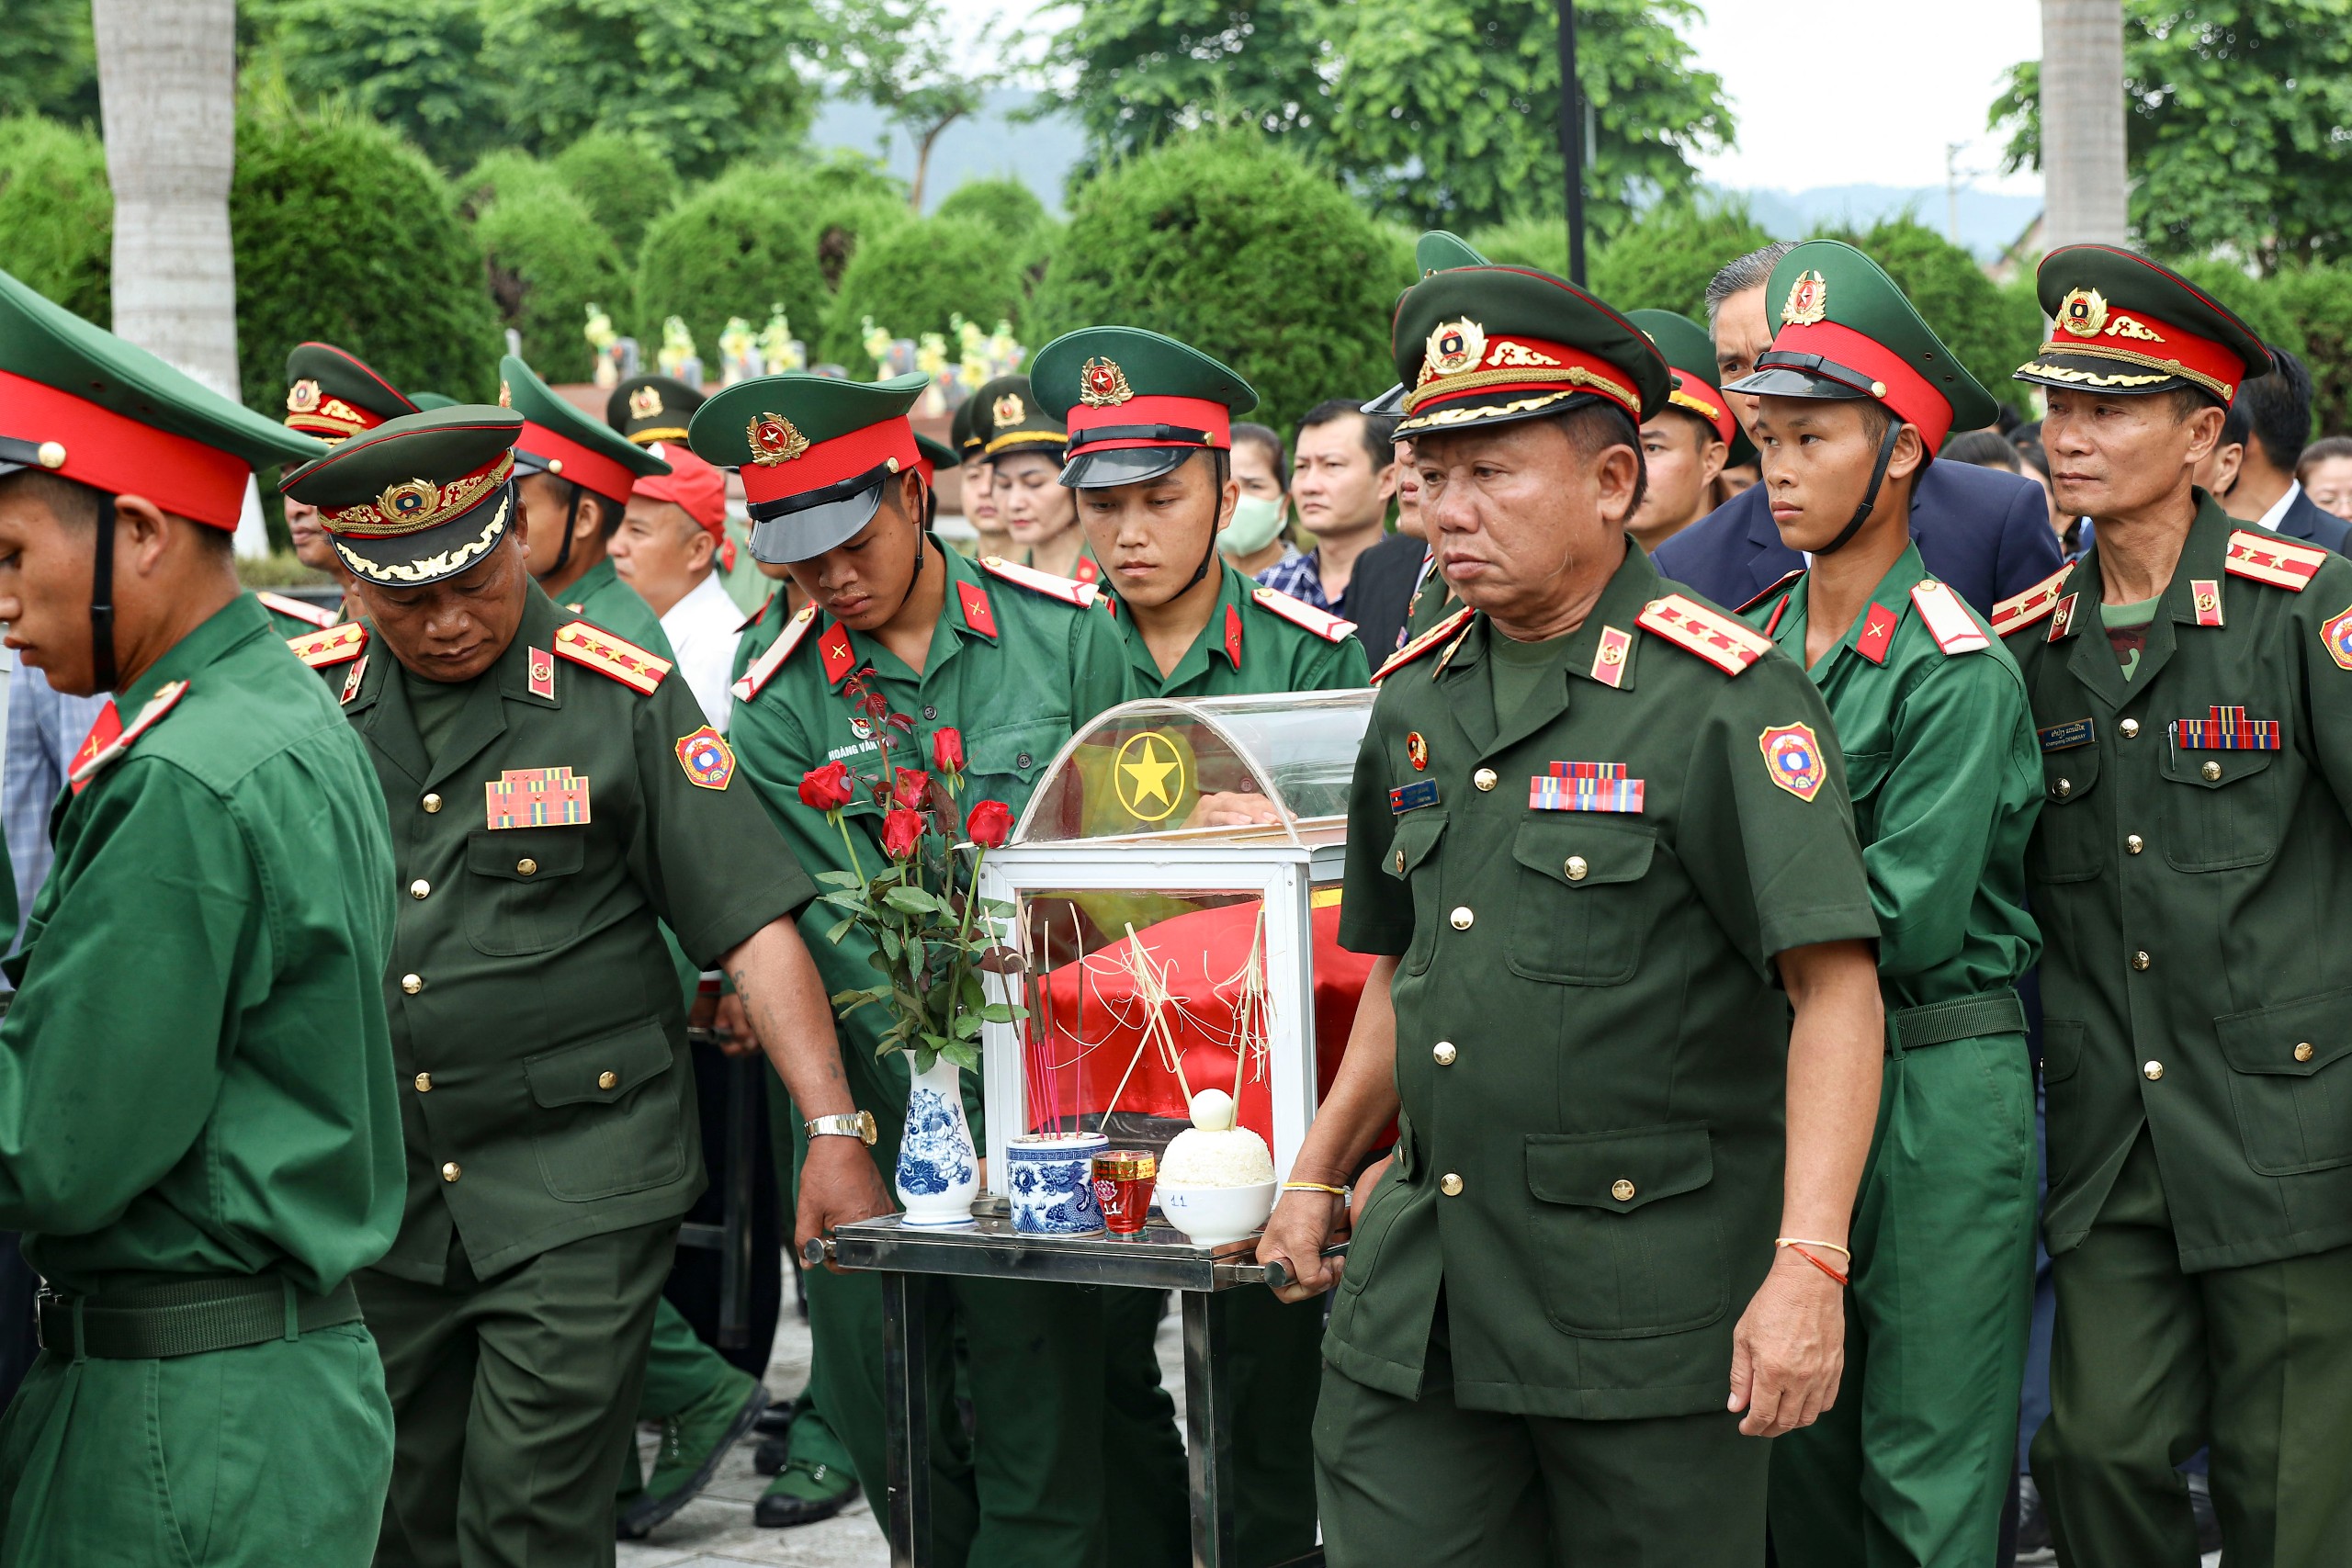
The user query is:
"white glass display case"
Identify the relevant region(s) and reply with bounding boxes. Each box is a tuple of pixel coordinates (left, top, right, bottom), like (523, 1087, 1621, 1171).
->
(977, 689, 1378, 1184)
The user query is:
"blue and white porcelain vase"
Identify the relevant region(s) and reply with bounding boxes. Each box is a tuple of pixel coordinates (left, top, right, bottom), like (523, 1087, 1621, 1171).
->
(895, 1051, 978, 1228)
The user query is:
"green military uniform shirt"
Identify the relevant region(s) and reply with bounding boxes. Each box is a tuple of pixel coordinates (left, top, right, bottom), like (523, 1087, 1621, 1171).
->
(2000, 493, 2352, 1270)
(1747, 546, 2041, 1010)
(320, 584, 814, 1282)
(0, 595, 403, 1295)
(1106, 561, 1370, 697)
(1329, 543, 1878, 1418)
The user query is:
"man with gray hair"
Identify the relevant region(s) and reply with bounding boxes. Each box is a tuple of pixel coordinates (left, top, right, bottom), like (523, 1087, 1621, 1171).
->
(1654, 243, 2063, 615)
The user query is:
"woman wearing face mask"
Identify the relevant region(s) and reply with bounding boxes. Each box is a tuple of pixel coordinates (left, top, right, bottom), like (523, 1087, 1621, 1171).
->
(972, 373, 1098, 584)
(1222, 422, 1301, 579)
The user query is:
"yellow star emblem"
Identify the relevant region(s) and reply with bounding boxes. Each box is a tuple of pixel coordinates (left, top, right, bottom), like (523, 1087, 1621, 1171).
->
(1114, 731, 1184, 822)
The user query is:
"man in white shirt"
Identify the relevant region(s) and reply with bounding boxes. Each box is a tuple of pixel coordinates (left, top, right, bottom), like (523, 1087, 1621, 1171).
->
(609, 443, 743, 724)
(2213, 344, 2351, 551)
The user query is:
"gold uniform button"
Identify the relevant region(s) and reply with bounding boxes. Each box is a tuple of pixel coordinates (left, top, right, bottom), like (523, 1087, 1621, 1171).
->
(1611, 1179, 1635, 1202)
(1565, 856, 1589, 882)
(414, 1073, 432, 1092)
(2202, 761, 2223, 782)
(422, 793, 443, 813)
(598, 1071, 619, 1089)
(1474, 768, 1498, 792)
(441, 1161, 461, 1181)
(517, 858, 538, 876)
(2053, 778, 2073, 798)
(2126, 834, 2143, 855)
(401, 973, 424, 995)
(1394, 851, 1405, 874)
(2143, 1061, 2164, 1081)
(2132, 951, 2152, 972)
(35, 441, 66, 470)
(1440, 1173, 1464, 1197)
(409, 878, 430, 899)
(1450, 907, 1474, 930)
(1432, 1041, 1457, 1066)
(2297, 1042, 2316, 1063)
(2120, 718, 2141, 739)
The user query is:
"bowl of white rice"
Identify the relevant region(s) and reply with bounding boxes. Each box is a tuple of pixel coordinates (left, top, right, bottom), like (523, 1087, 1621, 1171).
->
(1158, 1091, 1278, 1247)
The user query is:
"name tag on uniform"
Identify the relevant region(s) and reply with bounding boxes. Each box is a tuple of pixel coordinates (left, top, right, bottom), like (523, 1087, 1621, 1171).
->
(2171, 705, 2279, 750)
(1389, 779, 1441, 814)
(2038, 718, 2096, 753)
(1530, 761, 1645, 813)
(488, 767, 592, 829)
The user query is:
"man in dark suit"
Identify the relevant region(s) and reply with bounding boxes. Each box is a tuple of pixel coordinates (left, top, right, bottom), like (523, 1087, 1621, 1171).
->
(2213, 344, 2351, 552)
(1653, 243, 2065, 613)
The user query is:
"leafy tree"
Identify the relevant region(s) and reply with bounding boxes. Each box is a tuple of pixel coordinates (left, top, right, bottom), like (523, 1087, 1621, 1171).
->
(1035, 0, 1336, 166)
(0, 116, 113, 326)
(245, 0, 501, 172)
(816, 0, 1012, 209)
(483, 0, 825, 182)
(1819, 215, 2045, 410)
(475, 178, 632, 379)
(935, 176, 1048, 241)
(1589, 199, 1773, 319)
(550, 130, 681, 255)
(0, 0, 100, 127)
(2168, 258, 2305, 356)
(2271, 265, 2352, 434)
(634, 164, 837, 358)
(1030, 128, 1415, 434)
(453, 150, 572, 221)
(1990, 2, 2352, 270)
(819, 214, 1025, 365)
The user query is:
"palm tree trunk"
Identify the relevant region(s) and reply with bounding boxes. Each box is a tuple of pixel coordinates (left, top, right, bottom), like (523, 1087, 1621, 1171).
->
(2040, 0, 2128, 248)
(93, 0, 240, 399)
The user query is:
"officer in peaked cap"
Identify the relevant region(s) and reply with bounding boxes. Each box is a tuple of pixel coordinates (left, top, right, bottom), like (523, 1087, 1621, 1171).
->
(281, 403, 845, 1568)
(1391, 232, 1493, 646)
(0, 267, 401, 1564)
(972, 372, 1099, 586)
(1624, 310, 1736, 556)
(1996, 244, 2352, 1568)
(1724, 238, 2043, 1568)
(1257, 261, 1885, 1567)
(270, 341, 423, 636)
(694, 371, 1134, 1566)
(608, 373, 707, 448)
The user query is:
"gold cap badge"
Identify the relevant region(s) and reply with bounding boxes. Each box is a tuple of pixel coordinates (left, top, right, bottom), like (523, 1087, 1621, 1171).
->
(747, 412, 810, 466)
(992, 392, 1026, 427)
(287, 378, 322, 414)
(1781, 270, 1828, 326)
(498, 379, 513, 409)
(1423, 318, 1488, 380)
(2058, 288, 2109, 339)
(629, 385, 664, 419)
(1079, 357, 1134, 407)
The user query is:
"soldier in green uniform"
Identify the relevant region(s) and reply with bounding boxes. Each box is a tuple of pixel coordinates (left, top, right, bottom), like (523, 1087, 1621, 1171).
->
(1624, 310, 1736, 556)
(267, 341, 422, 637)
(1257, 262, 1889, 1566)
(1996, 247, 2352, 1568)
(0, 269, 399, 1564)
(1031, 325, 1366, 1565)
(694, 372, 1134, 1565)
(973, 373, 1101, 586)
(281, 404, 868, 1568)
(1723, 241, 2042, 1567)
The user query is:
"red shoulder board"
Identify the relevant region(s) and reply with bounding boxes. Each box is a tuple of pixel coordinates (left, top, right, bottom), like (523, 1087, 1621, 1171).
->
(732, 603, 818, 704)
(257, 589, 339, 629)
(1252, 585, 1356, 643)
(1636, 593, 1775, 676)
(1909, 580, 1991, 655)
(288, 621, 367, 669)
(2225, 530, 2327, 592)
(1223, 603, 1244, 669)
(1990, 565, 2074, 637)
(980, 555, 1099, 608)
(68, 680, 189, 792)
(553, 620, 672, 695)
(1074, 556, 1102, 585)
(1733, 569, 1805, 616)
(956, 579, 999, 638)
(1374, 605, 1475, 683)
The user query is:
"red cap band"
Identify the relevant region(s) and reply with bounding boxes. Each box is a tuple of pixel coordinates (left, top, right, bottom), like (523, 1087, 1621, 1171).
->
(1065, 393, 1232, 452)
(2036, 309, 2245, 401)
(633, 444, 728, 536)
(1667, 372, 1737, 446)
(1769, 319, 1959, 451)
(0, 369, 250, 529)
(738, 419, 922, 509)
(517, 419, 641, 506)
(1406, 333, 1643, 423)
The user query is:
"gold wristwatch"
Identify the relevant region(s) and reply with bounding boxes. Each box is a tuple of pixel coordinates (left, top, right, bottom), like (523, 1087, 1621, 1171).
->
(805, 1111, 878, 1146)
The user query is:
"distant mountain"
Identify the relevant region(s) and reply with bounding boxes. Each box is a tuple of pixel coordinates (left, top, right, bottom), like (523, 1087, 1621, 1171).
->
(1723, 184, 2043, 261)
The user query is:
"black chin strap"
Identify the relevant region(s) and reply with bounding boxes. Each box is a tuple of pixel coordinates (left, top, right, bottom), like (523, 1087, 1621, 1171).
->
(535, 482, 583, 584)
(1815, 419, 1905, 557)
(90, 493, 118, 693)
(1183, 521, 1219, 593)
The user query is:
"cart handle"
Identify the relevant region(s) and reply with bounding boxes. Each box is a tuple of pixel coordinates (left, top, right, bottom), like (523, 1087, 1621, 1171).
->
(1261, 1243, 1348, 1293)
(799, 1237, 834, 1268)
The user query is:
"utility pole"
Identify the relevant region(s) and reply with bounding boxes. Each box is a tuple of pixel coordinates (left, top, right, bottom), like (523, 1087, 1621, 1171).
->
(1557, 0, 1586, 286)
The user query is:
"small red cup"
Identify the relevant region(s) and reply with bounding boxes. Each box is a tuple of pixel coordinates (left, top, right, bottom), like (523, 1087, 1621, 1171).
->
(1092, 1149, 1158, 1235)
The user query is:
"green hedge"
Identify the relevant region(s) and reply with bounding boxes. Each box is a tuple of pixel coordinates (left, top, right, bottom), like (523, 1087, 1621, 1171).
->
(1826, 217, 2043, 409)
(819, 214, 1024, 367)
(633, 164, 833, 357)
(1031, 128, 1414, 434)
(453, 148, 568, 220)
(475, 177, 630, 380)
(550, 130, 679, 256)
(0, 114, 110, 325)
(2273, 265, 2352, 436)
(934, 176, 1046, 242)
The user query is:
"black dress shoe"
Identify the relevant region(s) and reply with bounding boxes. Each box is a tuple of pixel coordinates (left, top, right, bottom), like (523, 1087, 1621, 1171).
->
(754, 1460, 859, 1528)
(753, 1401, 797, 1438)
(753, 1433, 790, 1476)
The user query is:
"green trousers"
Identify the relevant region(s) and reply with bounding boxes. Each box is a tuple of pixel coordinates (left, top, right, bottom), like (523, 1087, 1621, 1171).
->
(1770, 1032, 2037, 1567)
(359, 1221, 673, 1568)
(617, 1295, 750, 1495)
(2030, 1129, 2352, 1568)
(0, 1317, 390, 1566)
(1102, 1284, 1324, 1567)
(1313, 1324, 1766, 1567)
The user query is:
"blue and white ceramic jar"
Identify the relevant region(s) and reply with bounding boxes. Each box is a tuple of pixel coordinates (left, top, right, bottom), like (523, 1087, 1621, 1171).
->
(1006, 1131, 1109, 1235)
(895, 1052, 978, 1228)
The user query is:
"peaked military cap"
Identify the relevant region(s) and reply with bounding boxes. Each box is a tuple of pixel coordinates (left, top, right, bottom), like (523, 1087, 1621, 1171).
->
(1724, 239, 1996, 452)
(410, 391, 458, 411)
(1392, 265, 1669, 437)
(1629, 310, 1738, 447)
(606, 373, 705, 446)
(1030, 326, 1258, 489)
(284, 343, 421, 443)
(971, 374, 1066, 460)
(688, 371, 929, 563)
(951, 393, 985, 460)
(500, 355, 668, 507)
(1365, 232, 1496, 419)
(0, 266, 323, 529)
(914, 433, 957, 484)
(282, 406, 523, 587)
(2017, 244, 2271, 405)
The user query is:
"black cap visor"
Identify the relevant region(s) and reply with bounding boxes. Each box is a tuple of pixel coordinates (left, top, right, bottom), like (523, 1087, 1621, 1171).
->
(1361, 384, 1407, 418)
(1724, 353, 1875, 403)
(333, 482, 516, 588)
(1392, 387, 1607, 439)
(2013, 349, 2209, 400)
(1059, 445, 1194, 490)
(747, 468, 889, 564)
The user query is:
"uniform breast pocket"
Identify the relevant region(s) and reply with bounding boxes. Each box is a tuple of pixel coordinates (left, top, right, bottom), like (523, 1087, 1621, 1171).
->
(967, 718, 1068, 801)
(463, 828, 589, 956)
(523, 1019, 689, 1201)
(1506, 817, 1656, 987)
(2215, 988, 2352, 1175)
(2159, 743, 2282, 872)
(2029, 742, 2104, 884)
(1385, 810, 1447, 976)
(1524, 1124, 1726, 1338)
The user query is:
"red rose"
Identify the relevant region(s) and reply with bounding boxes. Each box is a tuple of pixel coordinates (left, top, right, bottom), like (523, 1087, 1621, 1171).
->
(882, 807, 924, 860)
(798, 761, 855, 812)
(931, 727, 966, 774)
(892, 768, 932, 809)
(967, 799, 1013, 849)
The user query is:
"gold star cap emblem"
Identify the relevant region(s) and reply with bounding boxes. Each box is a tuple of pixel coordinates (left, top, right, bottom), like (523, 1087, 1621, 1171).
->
(992, 392, 1026, 427)
(2058, 287, 2110, 339)
(1079, 357, 1135, 407)
(1113, 730, 1185, 822)
(747, 412, 811, 467)
(498, 379, 513, 408)
(629, 385, 663, 419)
(287, 378, 322, 414)
(1781, 270, 1828, 326)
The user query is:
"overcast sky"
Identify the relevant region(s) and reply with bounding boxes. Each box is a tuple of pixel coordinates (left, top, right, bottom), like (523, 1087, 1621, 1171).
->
(974, 0, 2048, 198)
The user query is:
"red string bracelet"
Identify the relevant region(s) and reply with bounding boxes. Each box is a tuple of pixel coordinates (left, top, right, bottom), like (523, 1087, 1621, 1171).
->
(1777, 1240, 1849, 1287)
